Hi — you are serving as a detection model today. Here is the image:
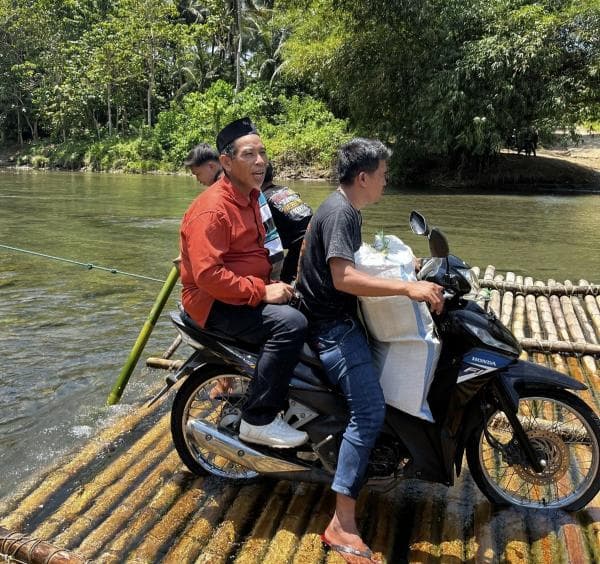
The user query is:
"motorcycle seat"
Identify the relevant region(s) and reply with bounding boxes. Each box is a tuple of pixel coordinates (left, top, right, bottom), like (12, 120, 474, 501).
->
(174, 309, 261, 352)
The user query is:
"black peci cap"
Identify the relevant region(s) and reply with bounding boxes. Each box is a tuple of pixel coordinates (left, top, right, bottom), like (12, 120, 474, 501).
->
(216, 117, 258, 153)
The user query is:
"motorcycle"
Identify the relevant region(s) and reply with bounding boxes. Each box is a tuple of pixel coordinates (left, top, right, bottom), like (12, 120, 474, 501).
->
(151, 211, 600, 511)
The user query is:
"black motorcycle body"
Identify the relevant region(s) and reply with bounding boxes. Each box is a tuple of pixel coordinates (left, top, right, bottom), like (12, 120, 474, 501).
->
(155, 212, 600, 511)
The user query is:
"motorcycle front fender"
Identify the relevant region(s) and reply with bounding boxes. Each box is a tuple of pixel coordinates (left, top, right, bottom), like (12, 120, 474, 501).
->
(498, 359, 587, 410)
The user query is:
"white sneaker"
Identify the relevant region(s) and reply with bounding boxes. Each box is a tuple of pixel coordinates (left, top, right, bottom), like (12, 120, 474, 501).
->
(239, 416, 308, 448)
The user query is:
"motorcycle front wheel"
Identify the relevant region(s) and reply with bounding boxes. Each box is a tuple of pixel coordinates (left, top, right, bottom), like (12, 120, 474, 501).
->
(466, 388, 600, 511)
(171, 366, 259, 481)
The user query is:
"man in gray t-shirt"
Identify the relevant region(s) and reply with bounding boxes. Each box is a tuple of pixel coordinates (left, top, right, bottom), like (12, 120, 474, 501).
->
(296, 138, 443, 560)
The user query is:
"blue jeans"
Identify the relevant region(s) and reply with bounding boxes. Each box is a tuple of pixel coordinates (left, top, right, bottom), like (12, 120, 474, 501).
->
(205, 301, 308, 425)
(309, 317, 386, 499)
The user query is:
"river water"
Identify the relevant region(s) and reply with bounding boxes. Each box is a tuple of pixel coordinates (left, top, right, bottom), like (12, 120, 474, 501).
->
(0, 169, 599, 500)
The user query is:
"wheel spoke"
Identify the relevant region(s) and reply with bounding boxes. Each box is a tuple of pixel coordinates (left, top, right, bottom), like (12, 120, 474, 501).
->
(474, 392, 600, 509)
(180, 374, 259, 481)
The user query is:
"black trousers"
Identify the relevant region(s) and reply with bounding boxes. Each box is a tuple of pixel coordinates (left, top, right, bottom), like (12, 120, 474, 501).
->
(205, 300, 308, 425)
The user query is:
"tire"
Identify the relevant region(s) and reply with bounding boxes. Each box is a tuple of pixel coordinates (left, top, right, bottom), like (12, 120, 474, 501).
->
(170, 366, 259, 481)
(466, 388, 600, 511)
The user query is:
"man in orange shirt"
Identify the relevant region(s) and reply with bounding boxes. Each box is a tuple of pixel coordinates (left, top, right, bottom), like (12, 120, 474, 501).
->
(179, 117, 308, 448)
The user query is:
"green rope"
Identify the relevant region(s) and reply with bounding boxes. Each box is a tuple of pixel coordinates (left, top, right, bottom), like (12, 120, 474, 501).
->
(0, 243, 166, 284)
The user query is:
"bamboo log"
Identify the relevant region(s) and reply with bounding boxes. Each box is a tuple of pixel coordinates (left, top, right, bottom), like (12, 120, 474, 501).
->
(560, 281, 598, 376)
(97, 471, 202, 562)
(32, 413, 171, 541)
(439, 471, 468, 563)
(233, 481, 294, 564)
(107, 265, 180, 405)
(365, 491, 396, 564)
(76, 450, 182, 559)
(479, 280, 600, 296)
(0, 526, 85, 564)
(164, 484, 240, 564)
(519, 338, 600, 357)
(288, 487, 336, 564)
(146, 357, 184, 370)
(498, 508, 531, 564)
(407, 483, 443, 563)
(536, 280, 567, 373)
(500, 272, 515, 328)
(512, 276, 528, 361)
(580, 280, 600, 342)
(488, 274, 503, 318)
(0, 399, 166, 531)
(254, 483, 321, 564)
(571, 295, 599, 345)
(162, 334, 182, 359)
(548, 280, 573, 343)
(525, 276, 546, 366)
(52, 430, 175, 549)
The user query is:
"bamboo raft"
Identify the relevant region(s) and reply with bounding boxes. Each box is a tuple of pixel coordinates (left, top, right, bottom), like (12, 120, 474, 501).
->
(2, 267, 600, 564)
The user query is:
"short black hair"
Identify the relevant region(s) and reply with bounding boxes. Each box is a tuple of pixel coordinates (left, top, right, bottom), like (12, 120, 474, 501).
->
(337, 138, 391, 185)
(183, 143, 219, 167)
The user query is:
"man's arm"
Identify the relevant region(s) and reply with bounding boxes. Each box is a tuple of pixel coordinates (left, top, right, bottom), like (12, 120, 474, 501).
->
(186, 212, 266, 306)
(329, 257, 444, 313)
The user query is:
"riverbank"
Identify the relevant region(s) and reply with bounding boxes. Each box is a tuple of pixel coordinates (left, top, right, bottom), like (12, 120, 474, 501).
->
(2, 133, 600, 190)
(412, 132, 600, 191)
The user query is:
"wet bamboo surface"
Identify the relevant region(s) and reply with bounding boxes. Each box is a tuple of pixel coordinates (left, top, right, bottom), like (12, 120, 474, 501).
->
(2, 268, 600, 564)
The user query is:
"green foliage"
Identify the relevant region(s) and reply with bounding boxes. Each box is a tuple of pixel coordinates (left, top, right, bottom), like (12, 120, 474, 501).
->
(155, 80, 349, 171)
(281, 0, 600, 169)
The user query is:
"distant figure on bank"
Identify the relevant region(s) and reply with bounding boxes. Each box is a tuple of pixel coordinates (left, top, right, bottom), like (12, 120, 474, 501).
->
(261, 162, 313, 283)
(183, 143, 223, 186)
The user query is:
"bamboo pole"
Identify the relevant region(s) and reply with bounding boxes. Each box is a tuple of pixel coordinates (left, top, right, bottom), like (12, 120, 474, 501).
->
(233, 481, 294, 564)
(96, 471, 204, 562)
(76, 450, 182, 559)
(107, 265, 180, 405)
(164, 483, 265, 564)
(291, 488, 342, 564)
(559, 281, 598, 377)
(52, 430, 175, 549)
(500, 272, 515, 328)
(536, 280, 568, 374)
(0, 526, 86, 564)
(525, 276, 546, 367)
(0, 399, 166, 532)
(479, 280, 600, 296)
(580, 280, 600, 342)
(32, 413, 172, 541)
(146, 357, 184, 370)
(519, 339, 600, 357)
(512, 275, 528, 361)
(488, 273, 503, 318)
(438, 471, 468, 563)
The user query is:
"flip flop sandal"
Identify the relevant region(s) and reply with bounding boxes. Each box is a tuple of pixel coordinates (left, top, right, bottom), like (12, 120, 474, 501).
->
(321, 533, 378, 562)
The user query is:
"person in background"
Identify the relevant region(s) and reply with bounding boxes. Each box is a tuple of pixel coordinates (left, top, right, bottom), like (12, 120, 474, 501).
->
(183, 143, 223, 186)
(261, 162, 313, 283)
(179, 117, 308, 448)
(296, 138, 443, 563)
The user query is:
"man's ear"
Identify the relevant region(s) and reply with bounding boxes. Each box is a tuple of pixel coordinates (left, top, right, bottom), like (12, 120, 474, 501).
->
(219, 154, 231, 173)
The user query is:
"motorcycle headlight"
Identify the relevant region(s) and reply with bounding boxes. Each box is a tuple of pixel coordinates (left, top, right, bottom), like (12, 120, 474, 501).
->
(457, 267, 480, 298)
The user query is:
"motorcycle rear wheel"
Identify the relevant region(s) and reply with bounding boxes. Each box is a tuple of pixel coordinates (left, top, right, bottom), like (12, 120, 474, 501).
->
(466, 388, 600, 511)
(171, 366, 259, 481)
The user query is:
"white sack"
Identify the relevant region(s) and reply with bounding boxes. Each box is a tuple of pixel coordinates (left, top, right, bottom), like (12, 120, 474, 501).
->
(355, 235, 441, 421)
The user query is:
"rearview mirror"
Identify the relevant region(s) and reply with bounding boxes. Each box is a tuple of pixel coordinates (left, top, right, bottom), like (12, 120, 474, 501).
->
(409, 210, 429, 236)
